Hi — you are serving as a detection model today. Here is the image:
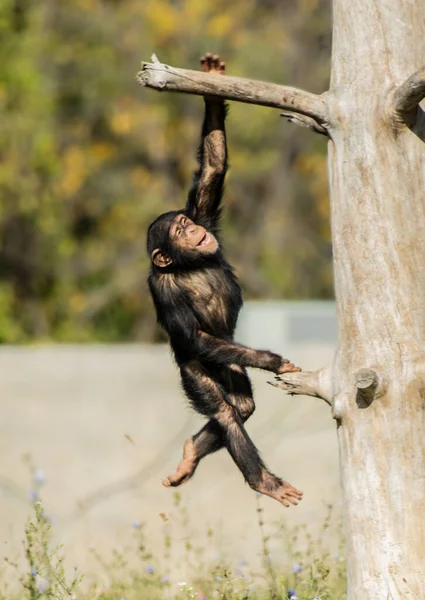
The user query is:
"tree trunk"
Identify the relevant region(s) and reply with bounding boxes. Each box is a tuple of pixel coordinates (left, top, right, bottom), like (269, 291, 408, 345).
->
(327, 1, 425, 597)
(138, 3, 425, 596)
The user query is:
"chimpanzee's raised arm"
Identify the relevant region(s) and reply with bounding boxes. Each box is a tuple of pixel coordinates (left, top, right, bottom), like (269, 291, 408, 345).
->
(185, 54, 228, 231)
(195, 331, 301, 374)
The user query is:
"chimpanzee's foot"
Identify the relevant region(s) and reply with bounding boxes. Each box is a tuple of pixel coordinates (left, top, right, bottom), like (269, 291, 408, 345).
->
(277, 360, 302, 374)
(255, 473, 303, 507)
(162, 438, 198, 488)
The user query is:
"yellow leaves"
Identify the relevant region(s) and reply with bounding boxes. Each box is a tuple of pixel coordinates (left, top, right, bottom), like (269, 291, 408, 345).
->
(296, 152, 328, 203)
(38, 215, 58, 236)
(56, 146, 87, 198)
(182, 0, 210, 24)
(69, 292, 86, 314)
(144, 0, 179, 41)
(110, 111, 132, 136)
(101, 201, 135, 240)
(207, 14, 233, 37)
(74, 0, 100, 13)
(65, 121, 89, 140)
(300, 0, 319, 14)
(89, 142, 115, 164)
(131, 167, 151, 189)
(142, 0, 234, 40)
(56, 143, 115, 198)
(296, 152, 330, 238)
(0, 284, 25, 343)
(230, 147, 278, 176)
(109, 102, 153, 138)
(0, 83, 7, 108)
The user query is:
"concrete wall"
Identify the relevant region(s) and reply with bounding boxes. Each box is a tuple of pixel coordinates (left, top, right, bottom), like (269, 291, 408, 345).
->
(0, 339, 341, 580)
(236, 300, 337, 349)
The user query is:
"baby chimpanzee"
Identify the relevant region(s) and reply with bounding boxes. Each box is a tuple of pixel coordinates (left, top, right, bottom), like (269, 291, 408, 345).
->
(147, 53, 303, 506)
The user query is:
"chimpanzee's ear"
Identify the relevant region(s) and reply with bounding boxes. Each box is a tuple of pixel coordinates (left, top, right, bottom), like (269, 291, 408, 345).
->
(152, 249, 173, 268)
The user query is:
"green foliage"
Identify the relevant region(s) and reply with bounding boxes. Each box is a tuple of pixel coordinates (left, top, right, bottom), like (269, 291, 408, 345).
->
(2, 492, 346, 600)
(4, 501, 81, 599)
(0, 0, 332, 341)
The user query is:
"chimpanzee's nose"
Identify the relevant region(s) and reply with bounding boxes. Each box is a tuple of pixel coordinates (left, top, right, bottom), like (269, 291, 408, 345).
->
(187, 224, 197, 235)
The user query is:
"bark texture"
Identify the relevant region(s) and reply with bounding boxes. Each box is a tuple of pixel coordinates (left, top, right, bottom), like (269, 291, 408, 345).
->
(328, 1, 425, 597)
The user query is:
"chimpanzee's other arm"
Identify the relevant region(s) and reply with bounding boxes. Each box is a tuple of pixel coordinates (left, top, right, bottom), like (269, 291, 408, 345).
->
(196, 331, 301, 374)
(185, 54, 227, 230)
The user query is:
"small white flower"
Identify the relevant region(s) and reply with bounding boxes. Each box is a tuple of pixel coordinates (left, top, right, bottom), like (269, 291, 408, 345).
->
(36, 577, 49, 593)
(177, 581, 187, 587)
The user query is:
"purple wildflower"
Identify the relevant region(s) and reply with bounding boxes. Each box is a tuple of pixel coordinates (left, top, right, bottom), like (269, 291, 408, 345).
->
(34, 468, 46, 486)
(292, 563, 303, 573)
(28, 489, 39, 502)
(145, 564, 154, 574)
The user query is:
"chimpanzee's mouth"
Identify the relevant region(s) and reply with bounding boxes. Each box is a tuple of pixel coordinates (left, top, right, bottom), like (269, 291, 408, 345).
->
(197, 233, 210, 247)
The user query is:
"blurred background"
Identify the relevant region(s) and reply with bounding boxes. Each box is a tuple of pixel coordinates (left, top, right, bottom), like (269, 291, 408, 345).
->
(0, 0, 332, 343)
(0, 0, 341, 590)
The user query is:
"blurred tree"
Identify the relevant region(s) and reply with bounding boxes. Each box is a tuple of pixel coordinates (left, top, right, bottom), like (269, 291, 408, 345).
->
(0, 0, 331, 342)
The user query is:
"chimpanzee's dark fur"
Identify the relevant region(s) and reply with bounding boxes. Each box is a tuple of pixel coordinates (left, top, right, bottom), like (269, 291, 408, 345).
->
(147, 81, 300, 501)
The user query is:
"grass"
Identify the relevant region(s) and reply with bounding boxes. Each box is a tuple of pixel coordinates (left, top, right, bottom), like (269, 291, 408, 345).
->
(1, 492, 346, 600)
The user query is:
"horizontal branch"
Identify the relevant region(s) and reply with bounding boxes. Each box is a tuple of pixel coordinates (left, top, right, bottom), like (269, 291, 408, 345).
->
(137, 55, 329, 134)
(391, 66, 425, 126)
(268, 367, 332, 406)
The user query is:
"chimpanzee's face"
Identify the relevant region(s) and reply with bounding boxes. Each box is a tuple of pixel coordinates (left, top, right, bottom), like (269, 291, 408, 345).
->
(170, 215, 218, 254)
(149, 212, 219, 269)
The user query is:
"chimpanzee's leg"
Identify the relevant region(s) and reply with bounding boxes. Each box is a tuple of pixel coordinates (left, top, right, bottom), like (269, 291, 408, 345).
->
(164, 362, 303, 507)
(163, 365, 254, 487)
(193, 365, 257, 454)
(162, 420, 223, 487)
